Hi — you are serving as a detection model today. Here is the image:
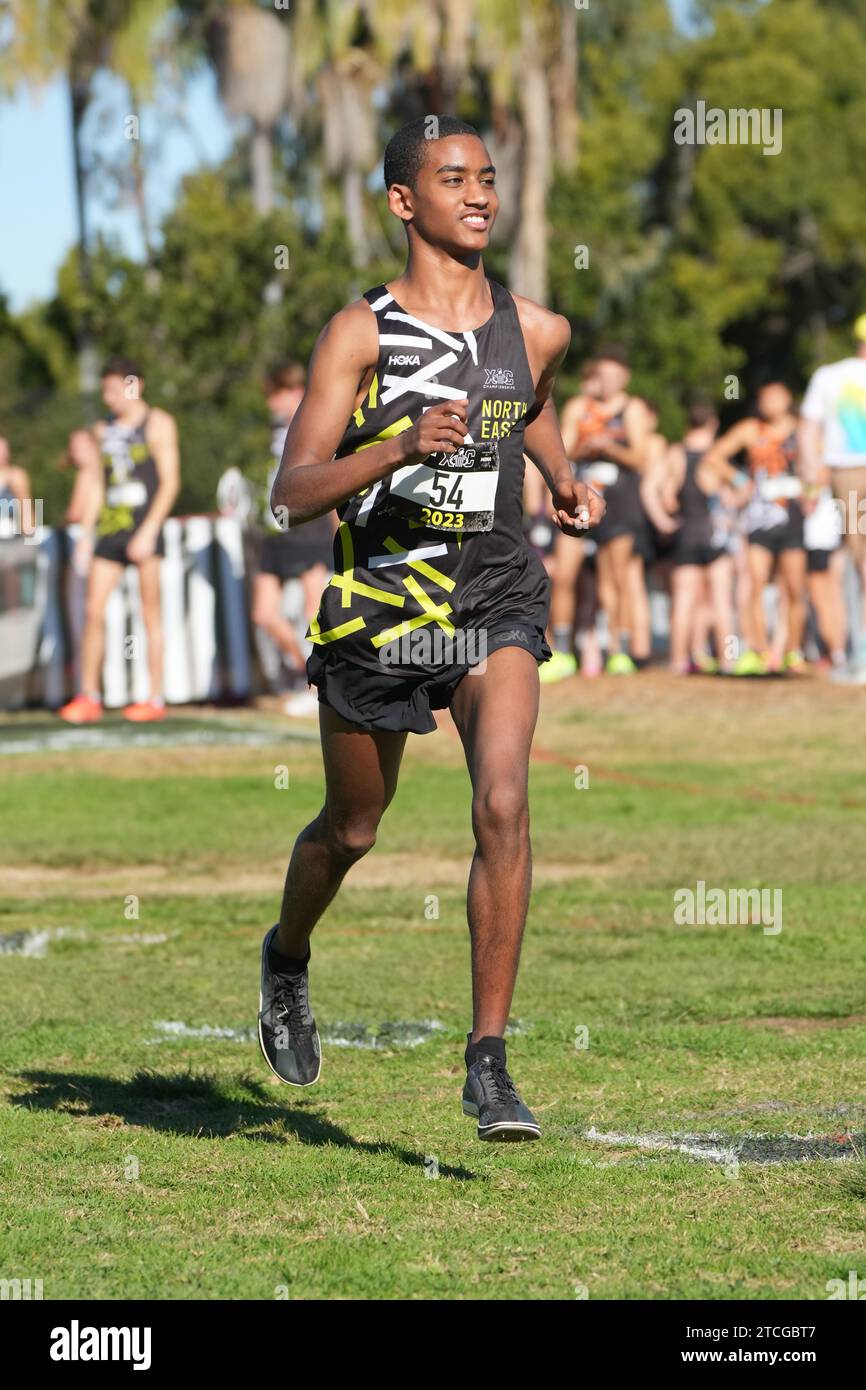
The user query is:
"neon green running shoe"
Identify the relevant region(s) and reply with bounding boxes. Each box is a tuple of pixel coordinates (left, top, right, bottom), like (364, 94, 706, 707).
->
(730, 649, 767, 677)
(783, 649, 806, 672)
(692, 652, 719, 674)
(606, 651, 637, 676)
(539, 650, 578, 684)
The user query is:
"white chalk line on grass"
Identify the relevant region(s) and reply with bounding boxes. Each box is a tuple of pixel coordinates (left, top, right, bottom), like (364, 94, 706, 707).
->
(0, 927, 173, 956)
(146, 1021, 257, 1044)
(145, 1019, 448, 1049)
(0, 926, 89, 957)
(0, 723, 317, 755)
(586, 1126, 739, 1166)
(583, 1126, 864, 1165)
(324, 1020, 446, 1049)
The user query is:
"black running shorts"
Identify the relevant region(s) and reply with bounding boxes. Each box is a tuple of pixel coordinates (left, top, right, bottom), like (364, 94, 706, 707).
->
(94, 527, 165, 565)
(806, 548, 833, 574)
(672, 540, 727, 568)
(307, 616, 552, 734)
(260, 532, 333, 583)
(749, 506, 804, 556)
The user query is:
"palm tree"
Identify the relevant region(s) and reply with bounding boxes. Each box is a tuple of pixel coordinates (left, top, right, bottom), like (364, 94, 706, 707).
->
(472, 0, 579, 304)
(0, 0, 172, 386)
(203, 3, 294, 216)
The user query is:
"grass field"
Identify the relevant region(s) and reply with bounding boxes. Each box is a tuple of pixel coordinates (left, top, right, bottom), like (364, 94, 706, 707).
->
(1, 673, 866, 1301)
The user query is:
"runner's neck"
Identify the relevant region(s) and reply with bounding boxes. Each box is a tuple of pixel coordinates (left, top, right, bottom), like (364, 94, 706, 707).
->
(384, 269, 495, 334)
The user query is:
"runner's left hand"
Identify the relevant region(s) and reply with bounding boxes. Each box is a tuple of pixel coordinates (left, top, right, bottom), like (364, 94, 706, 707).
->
(551, 478, 605, 535)
(127, 526, 157, 563)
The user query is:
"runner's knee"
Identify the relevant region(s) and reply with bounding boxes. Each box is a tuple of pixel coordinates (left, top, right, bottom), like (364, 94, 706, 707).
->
(84, 594, 109, 626)
(471, 782, 529, 844)
(323, 810, 379, 861)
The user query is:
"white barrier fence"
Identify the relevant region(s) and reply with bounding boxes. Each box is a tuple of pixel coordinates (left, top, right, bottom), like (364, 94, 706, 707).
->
(0, 520, 859, 710)
(0, 517, 310, 711)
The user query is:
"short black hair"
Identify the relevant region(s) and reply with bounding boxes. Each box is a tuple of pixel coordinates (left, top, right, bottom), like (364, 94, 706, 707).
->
(383, 116, 483, 191)
(595, 344, 630, 369)
(686, 395, 718, 428)
(102, 356, 143, 382)
(756, 379, 792, 395)
(264, 361, 306, 395)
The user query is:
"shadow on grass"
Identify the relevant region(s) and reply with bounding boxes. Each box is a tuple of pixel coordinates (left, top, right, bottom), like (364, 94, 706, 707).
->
(9, 1069, 479, 1180)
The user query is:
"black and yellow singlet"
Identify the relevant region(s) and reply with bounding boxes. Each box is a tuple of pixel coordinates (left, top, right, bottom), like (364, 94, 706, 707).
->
(306, 279, 550, 679)
(96, 412, 159, 539)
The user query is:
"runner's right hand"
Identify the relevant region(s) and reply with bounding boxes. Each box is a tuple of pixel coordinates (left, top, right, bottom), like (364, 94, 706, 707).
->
(397, 400, 469, 467)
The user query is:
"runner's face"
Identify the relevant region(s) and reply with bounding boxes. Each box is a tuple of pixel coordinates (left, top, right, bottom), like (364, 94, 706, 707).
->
(267, 387, 304, 422)
(595, 359, 630, 399)
(403, 135, 498, 252)
(758, 384, 792, 422)
(101, 374, 141, 414)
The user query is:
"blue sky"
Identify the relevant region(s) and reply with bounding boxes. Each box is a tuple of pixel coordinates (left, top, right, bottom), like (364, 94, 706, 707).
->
(0, 66, 232, 312)
(0, 1, 697, 314)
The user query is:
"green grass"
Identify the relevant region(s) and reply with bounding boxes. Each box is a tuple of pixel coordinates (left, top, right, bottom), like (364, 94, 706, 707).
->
(1, 679, 865, 1299)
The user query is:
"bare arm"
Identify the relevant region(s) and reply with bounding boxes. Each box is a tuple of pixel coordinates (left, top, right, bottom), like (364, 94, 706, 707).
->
(271, 301, 468, 526)
(700, 418, 756, 484)
(798, 417, 828, 487)
(515, 298, 604, 533)
(77, 430, 106, 532)
(64, 465, 94, 525)
(7, 466, 35, 534)
(123, 410, 180, 563)
(642, 441, 682, 532)
(558, 394, 585, 460)
(142, 410, 181, 531)
(9, 465, 30, 507)
(595, 396, 653, 472)
(518, 307, 576, 493)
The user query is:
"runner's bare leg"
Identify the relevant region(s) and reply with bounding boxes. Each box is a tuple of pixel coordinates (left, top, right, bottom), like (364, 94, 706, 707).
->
(450, 645, 540, 1040)
(276, 706, 408, 957)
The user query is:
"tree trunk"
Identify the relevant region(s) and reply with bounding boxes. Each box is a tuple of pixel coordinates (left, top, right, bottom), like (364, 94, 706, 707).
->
(128, 90, 152, 261)
(510, 17, 551, 304)
(342, 165, 370, 268)
(251, 126, 274, 216)
(551, 2, 579, 173)
(68, 66, 98, 393)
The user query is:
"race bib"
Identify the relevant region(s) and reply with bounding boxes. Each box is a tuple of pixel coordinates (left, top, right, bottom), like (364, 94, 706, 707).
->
(106, 480, 148, 508)
(584, 461, 619, 489)
(759, 474, 802, 502)
(388, 440, 499, 533)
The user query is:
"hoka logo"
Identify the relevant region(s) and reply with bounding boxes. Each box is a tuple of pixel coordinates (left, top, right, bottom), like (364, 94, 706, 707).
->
(388, 354, 421, 366)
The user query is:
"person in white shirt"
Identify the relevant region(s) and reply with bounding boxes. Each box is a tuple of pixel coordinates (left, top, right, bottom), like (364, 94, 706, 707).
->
(799, 317, 866, 678)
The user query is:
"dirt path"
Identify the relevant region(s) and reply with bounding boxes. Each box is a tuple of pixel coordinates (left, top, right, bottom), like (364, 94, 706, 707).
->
(3, 854, 629, 900)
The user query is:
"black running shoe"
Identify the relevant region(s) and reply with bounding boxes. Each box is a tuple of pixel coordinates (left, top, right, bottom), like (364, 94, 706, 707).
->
(462, 1051, 541, 1142)
(258, 925, 321, 1087)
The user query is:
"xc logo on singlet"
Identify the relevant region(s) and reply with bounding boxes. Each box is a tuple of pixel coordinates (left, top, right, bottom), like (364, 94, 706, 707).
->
(484, 367, 514, 389)
(388, 354, 421, 366)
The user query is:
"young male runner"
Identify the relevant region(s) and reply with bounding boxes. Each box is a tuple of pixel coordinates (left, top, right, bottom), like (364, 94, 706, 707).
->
(702, 382, 805, 674)
(570, 348, 653, 674)
(59, 358, 180, 723)
(542, 358, 601, 682)
(252, 362, 335, 716)
(258, 117, 604, 1142)
(0, 437, 33, 537)
(657, 402, 737, 674)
